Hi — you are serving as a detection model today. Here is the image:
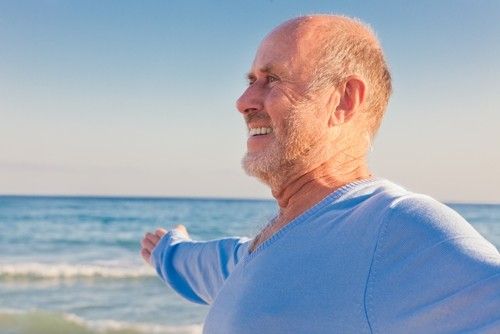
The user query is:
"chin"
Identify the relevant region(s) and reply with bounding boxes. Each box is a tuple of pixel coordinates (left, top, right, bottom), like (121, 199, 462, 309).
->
(242, 152, 267, 176)
(242, 150, 275, 177)
(242, 149, 292, 189)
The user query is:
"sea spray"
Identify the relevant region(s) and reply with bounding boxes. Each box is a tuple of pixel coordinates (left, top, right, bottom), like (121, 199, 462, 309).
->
(0, 263, 156, 280)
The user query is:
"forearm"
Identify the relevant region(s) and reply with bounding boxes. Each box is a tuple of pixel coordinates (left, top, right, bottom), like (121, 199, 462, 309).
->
(151, 229, 250, 304)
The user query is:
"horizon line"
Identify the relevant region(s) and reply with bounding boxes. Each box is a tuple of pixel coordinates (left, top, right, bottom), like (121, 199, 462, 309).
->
(0, 193, 274, 203)
(0, 193, 499, 206)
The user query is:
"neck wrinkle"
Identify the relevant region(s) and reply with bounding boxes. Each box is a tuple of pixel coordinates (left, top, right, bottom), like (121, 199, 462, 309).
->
(249, 153, 371, 255)
(271, 156, 371, 223)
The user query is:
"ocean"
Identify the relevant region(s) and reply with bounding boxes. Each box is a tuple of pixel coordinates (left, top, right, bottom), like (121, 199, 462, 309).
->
(0, 196, 499, 334)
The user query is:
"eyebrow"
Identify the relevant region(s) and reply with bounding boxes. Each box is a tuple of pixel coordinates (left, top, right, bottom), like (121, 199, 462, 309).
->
(246, 64, 285, 81)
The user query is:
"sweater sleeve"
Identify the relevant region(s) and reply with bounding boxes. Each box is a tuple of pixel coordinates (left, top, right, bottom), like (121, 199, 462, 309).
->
(151, 230, 251, 305)
(366, 195, 500, 333)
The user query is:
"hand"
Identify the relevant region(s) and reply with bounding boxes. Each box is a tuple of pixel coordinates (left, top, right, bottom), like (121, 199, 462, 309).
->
(140, 225, 189, 265)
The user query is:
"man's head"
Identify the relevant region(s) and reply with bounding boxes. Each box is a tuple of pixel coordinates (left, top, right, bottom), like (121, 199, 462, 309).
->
(237, 15, 391, 187)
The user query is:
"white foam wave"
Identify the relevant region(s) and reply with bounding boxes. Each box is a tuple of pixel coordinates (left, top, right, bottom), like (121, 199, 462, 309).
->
(0, 262, 156, 279)
(0, 309, 202, 334)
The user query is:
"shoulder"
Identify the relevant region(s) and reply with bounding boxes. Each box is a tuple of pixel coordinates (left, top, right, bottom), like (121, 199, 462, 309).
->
(369, 185, 499, 271)
(335, 178, 498, 259)
(365, 183, 500, 332)
(380, 192, 498, 257)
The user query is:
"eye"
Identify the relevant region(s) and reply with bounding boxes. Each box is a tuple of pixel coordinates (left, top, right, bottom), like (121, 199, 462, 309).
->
(247, 76, 256, 86)
(267, 75, 279, 83)
(246, 74, 279, 86)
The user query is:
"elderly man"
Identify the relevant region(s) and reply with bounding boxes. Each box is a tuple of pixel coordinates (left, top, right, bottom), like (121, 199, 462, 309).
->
(141, 15, 500, 333)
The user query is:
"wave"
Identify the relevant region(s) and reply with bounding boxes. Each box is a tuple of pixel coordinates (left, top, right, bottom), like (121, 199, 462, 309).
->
(0, 262, 156, 280)
(0, 309, 202, 334)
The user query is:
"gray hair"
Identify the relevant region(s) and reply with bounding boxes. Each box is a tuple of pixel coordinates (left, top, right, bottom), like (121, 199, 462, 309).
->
(304, 15, 392, 138)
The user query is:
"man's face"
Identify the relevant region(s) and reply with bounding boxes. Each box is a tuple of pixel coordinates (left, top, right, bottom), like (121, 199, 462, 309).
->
(236, 28, 329, 182)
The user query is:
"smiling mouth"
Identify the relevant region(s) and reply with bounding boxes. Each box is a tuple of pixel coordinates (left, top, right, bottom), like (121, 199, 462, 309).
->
(248, 127, 273, 137)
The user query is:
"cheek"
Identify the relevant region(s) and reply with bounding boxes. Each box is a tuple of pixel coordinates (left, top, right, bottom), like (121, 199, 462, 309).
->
(278, 85, 304, 106)
(264, 86, 304, 127)
(266, 85, 304, 109)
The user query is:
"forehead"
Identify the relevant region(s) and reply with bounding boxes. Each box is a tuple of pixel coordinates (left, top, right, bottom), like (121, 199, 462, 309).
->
(250, 28, 316, 79)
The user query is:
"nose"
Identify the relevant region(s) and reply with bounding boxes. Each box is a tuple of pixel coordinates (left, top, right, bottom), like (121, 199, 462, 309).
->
(236, 84, 262, 115)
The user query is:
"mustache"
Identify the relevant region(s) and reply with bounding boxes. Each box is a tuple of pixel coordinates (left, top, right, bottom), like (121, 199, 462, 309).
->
(244, 112, 272, 125)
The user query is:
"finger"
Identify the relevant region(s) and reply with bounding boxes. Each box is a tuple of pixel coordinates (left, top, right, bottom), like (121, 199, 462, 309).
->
(141, 237, 155, 252)
(140, 248, 151, 264)
(175, 224, 189, 237)
(145, 232, 160, 244)
(155, 228, 167, 238)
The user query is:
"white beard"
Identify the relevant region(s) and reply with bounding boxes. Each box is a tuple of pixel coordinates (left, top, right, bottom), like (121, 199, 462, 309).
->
(242, 138, 284, 179)
(242, 100, 323, 186)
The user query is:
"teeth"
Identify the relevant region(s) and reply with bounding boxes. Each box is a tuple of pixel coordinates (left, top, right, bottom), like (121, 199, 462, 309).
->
(249, 127, 272, 136)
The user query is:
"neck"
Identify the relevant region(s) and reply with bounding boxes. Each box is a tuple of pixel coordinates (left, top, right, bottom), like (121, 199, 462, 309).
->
(249, 153, 371, 253)
(270, 153, 371, 224)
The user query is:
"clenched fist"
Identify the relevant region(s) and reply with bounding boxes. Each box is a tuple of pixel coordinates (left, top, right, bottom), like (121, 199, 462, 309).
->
(140, 225, 189, 265)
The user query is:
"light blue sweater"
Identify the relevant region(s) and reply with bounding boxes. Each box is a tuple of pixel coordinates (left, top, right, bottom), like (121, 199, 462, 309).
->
(151, 178, 500, 333)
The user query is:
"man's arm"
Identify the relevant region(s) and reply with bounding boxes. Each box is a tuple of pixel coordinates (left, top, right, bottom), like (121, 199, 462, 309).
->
(141, 225, 251, 305)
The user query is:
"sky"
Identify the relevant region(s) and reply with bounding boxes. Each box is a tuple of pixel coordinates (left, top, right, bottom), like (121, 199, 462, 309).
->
(1, 0, 499, 203)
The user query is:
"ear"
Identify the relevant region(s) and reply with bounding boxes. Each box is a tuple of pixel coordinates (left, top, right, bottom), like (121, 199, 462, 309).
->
(328, 76, 366, 127)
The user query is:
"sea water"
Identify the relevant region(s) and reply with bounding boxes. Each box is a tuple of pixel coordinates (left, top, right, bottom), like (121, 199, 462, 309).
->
(0, 196, 499, 334)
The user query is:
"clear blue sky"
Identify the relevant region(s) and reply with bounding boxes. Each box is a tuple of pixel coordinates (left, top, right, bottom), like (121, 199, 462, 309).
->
(1, 0, 499, 202)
